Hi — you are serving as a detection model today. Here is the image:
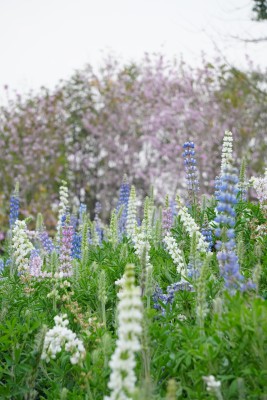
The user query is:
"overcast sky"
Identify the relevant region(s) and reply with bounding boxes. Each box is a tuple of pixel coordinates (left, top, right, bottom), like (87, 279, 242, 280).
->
(0, 0, 266, 101)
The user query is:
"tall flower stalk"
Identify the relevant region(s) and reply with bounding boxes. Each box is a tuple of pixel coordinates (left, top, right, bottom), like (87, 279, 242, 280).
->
(126, 186, 137, 239)
(9, 182, 20, 230)
(117, 175, 130, 237)
(105, 264, 143, 400)
(214, 162, 248, 292)
(12, 220, 34, 275)
(182, 141, 199, 206)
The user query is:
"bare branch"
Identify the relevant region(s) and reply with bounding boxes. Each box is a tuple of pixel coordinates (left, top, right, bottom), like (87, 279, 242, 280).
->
(231, 35, 267, 43)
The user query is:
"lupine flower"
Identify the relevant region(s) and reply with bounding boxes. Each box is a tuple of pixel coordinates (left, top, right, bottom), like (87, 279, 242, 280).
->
(176, 196, 209, 254)
(203, 376, 223, 400)
(105, 264, 143, 400)
(220, 130, 233, 174)
(238, 158, 248, 201)
(71, 232, 82, 259)
(12, 220, 34, 274)
(201, 213, 213, 251)
(215, 163, 253, 292)
(133, 231, 152, 273)
(41, 314, 85, 365)
(39, 230, 55, 254)
(162, 208, 173, 235)
(29, 249, 43, 277)
(250, 169, 267, 205)
(162, 195, 173, 235)
(126, 186, 137, 239)
(182, 141, 199, 204)
(56, 181, 69, 238)
(187, 231, 202, 279)
(215, 130, 234, 200)
(163, 233, 185, 275)
(108, 210, 119, 248)
(70, 214, 78, 230)
(166, 280, 194, 302)
(116, 175, 130, 236)
(9, 183, 20, 229)
(59, 225, 74, 276)
(153, 280, 193, 315)
(152, 285, 168, 314)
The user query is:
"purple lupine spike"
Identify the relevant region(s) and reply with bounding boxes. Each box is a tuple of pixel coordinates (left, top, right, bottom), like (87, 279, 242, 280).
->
(162, 207, 173, 235)
(39, 230, 55, 254)
(59, 225, 74, 276)
(182, 141, 200, 204)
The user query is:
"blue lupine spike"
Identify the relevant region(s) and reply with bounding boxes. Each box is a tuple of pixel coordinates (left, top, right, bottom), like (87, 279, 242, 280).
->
(9, 184, 20, 229)
(215, 163, 255, 292)
(39, 230, 55, 254)
(71, 232, 82, 259)
(116, 175, 130, 237)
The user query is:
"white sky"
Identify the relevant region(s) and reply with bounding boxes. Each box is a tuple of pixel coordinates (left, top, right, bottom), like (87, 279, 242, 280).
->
(0, 0, 266, 102)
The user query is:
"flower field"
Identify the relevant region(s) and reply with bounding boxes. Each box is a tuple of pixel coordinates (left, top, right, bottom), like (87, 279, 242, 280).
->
(1, 130, 267, 399)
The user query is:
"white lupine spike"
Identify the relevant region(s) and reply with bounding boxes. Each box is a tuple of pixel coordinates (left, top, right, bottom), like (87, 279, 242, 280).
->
(126, 186, 137, 239)
(41, 314, 85, 365)
(12, 220, 34, 274)
(220, 130, 233, 174)
(250, 169, 267, 204)
(133, 230, 152, 272)
(176, 196, 209, 254)
(163, 233, 186, 275)
(105, 264, 143, 400)
(56, 181, 69, 236)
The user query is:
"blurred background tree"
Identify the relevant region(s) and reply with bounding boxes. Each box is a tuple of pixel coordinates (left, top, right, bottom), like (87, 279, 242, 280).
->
(252, 0, 267, 20)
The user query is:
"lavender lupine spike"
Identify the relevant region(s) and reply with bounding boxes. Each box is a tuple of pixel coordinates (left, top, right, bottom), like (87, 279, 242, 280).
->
(116, 175, 130, 236)
(214, 162, 254, 292)
(29, 249, 43, 277)
(162, 195, 173, 236)
(59, 224, 74, 277)
(9, 182, 20, 229)
(182, 141, 199, 204)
